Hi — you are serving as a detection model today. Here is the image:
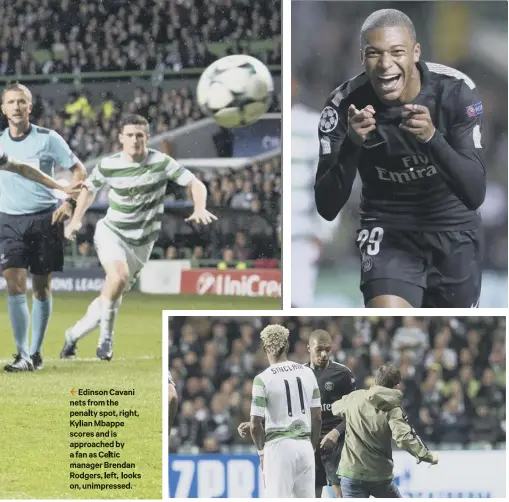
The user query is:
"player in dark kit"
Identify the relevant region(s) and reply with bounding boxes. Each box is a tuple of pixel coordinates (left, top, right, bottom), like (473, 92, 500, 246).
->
(315, 9, 485, 308)
(305, 330, 356, 497)
(237, 329, 355, 497)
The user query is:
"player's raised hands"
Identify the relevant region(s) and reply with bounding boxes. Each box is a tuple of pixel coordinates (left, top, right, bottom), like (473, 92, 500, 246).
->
(400, 104, 436, 143)
(347, 104, 376, 146)
(185, 208, 218, 225)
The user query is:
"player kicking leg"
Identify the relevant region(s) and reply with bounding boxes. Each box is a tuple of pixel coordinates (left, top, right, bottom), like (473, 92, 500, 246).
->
(60, 114, 216, 360)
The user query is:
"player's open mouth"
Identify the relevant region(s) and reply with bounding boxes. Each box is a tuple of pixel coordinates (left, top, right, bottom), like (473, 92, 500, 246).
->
(377, 74, 401, 91)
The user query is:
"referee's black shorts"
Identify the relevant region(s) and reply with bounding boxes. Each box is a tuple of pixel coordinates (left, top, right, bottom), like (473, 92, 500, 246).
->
(0, 205, 64, 275)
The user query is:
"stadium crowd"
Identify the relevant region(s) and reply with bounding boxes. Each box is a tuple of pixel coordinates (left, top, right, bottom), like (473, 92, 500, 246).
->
(73, 156, 281, 263)
(7, 85, 281, 164)
(169, 316, 506, 452)
(163, 157, 281, 261)
(0, 0, 281, 75)
(0, 0, 282, 263)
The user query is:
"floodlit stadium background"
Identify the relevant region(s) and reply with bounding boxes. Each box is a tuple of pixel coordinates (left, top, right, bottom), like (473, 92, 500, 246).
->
(168, 316, 506, 497)
(292, 0, 507, 307)
(0, 0, 281, 307)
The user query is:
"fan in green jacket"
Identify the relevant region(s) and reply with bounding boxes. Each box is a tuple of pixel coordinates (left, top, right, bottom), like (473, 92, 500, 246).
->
(331, 364, 438, 497)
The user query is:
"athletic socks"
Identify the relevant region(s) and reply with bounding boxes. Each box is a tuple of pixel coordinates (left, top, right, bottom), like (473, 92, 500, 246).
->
(67, 296, 123, 343)
(30, 296, 52, 354)
(7, 294, 30, 360)
(67, 296, 102, 342)
(98, 296, 117, 346)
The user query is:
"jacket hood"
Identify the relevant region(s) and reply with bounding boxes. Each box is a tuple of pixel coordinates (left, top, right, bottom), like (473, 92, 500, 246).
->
(366, 385, 403, 411)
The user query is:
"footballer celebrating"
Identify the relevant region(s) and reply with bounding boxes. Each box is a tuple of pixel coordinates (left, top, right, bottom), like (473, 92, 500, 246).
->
(315, 9, 485, 308)
(61, 115, 216, 361)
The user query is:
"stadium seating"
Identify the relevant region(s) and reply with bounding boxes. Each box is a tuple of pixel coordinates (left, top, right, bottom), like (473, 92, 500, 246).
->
(169, 316, 506, 451)
(0, 0, 281, 262)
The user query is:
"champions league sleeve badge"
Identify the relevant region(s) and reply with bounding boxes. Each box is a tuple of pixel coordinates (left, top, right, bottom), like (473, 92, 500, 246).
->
(319, 106, 339, 133)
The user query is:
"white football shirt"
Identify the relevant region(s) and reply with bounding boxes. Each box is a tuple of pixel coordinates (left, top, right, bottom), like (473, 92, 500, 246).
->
(251, 360, 321, 444)
(86, 148, 194, 247)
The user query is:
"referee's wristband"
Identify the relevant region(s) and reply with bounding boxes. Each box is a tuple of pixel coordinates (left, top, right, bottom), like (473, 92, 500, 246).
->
(257, 450, 264, 456)
(65, 198, 77, 209)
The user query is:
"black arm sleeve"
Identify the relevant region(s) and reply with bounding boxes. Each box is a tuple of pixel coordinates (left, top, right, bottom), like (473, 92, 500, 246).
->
(334, 369, 356, 435)
(424, 83, 486, 210)
(314, 96, 362, 221)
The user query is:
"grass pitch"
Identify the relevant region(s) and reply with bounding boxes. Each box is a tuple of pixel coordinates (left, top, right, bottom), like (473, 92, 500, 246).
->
(0, 292, 165, 499)
(0, 291, 279, 498)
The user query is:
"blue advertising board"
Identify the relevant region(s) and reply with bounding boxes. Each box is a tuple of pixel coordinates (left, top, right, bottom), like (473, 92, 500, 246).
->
(232, 118, 280, 157)
(169, 454, 263, 498)
(169, 451, 505, 498)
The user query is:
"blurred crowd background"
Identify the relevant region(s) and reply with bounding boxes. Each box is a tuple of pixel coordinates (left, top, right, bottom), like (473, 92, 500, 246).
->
(76, 157, 281, 264)
(0, 0, 281, 75)
(292, 1, 508, 306)
(169, 316, 506, 453)
(0, 0, 281, 266)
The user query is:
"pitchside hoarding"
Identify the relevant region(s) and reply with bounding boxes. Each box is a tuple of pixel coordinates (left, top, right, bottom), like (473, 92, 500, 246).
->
(0, 268, 106, 292)
(169, 451, 506, 498)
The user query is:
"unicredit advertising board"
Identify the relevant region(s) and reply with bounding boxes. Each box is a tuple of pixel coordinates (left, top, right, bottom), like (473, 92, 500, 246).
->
(180, 269, 281, 297)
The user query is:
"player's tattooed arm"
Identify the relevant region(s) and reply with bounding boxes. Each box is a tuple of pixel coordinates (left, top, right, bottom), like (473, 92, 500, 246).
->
(250, 415, 265, 451)
(0, 151, 83, 195)
(52, 160, 88, 224)
(311, 407, 322, 451)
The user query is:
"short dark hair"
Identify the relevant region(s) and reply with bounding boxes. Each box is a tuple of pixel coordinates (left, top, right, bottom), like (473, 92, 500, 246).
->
(360, 9, 417, 48)
(309, 329, 332, 344)
(2, 83, 32, 102)
(119, 114, 149, 132)
(375, 364, 401, 388)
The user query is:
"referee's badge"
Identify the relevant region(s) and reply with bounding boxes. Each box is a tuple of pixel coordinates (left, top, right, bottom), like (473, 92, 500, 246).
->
(319, 106, 339, 133)
(325, 381, 334, 391)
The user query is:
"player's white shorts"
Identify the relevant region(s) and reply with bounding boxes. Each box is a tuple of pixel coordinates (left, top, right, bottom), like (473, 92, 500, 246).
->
(263, 439, 315, 498)
(94, 218, 154, 292)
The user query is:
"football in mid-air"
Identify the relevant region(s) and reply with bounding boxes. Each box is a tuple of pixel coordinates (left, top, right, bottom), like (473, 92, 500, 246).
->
(196, 55, 274, 128)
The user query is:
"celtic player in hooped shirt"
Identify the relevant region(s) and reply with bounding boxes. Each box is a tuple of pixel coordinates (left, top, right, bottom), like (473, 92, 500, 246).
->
(61, 114, 216, 361)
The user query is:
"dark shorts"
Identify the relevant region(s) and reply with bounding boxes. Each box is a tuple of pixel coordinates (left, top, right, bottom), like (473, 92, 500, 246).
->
(356, 226, 482, 308)
(315, 434, 343, 487)
(0, 206, 64, 275)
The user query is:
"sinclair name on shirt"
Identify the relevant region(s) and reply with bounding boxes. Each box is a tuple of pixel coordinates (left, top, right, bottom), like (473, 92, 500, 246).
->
(375, 154, 438, 184)
(271, 363, 303, 375)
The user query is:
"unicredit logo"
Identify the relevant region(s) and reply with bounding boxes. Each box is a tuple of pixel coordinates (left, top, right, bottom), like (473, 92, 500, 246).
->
(195, 272, 281, 297)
